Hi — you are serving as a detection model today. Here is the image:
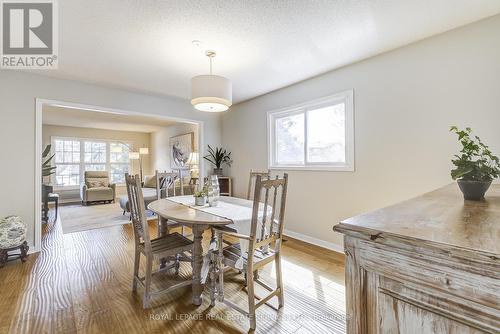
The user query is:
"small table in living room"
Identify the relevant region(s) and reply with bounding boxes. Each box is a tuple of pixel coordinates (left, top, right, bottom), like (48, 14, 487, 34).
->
(42, 184, 59, 222)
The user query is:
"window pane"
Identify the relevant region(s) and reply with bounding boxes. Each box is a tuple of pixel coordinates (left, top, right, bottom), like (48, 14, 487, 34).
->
(110, 164, 129, 184)
(55, 164, 80, 186)
(63, 152, 72, 163)
(110, 143, 130, 163)
(307, 103, 346, 163)
(55, 152, 63, 163)
(275, 113, 305, 164)
(93, 152, 106, 163)
(85, 164, 106, 171)
(54, 139, 80, 163)
(84, 141, 107, 163)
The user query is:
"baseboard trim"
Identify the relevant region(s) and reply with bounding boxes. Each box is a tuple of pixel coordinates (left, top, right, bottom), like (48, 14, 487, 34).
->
(283, 229, 344, 254)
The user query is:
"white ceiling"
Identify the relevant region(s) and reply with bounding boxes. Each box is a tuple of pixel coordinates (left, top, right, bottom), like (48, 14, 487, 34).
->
(42, 105, 176, 132)
(38, 0, 500, 103)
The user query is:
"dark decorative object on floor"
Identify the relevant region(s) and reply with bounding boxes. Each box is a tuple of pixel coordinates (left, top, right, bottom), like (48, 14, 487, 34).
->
(450, 126, 500, 201)
(203, 145, 232, 176)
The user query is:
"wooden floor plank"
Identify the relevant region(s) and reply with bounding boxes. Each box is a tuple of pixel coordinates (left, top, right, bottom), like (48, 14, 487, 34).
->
(2, 210, 346, 334)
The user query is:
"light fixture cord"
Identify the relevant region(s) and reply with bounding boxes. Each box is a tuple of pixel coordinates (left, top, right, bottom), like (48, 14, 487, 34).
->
(209, 56, 213, 75)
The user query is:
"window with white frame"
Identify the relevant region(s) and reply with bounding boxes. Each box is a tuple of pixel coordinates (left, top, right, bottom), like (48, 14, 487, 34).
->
(109, 142, 130, 184)
(268, 90, 354, 171)
(53, 138, 131, 187)
(84, 141, 107, 171)
(54, 139, 81, 186)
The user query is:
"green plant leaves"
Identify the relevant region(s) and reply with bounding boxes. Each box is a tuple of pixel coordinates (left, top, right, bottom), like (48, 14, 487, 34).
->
(203, 144, 232, 169)
(450, 126, 500, 181)
(42, 144, 51, 158)
(42, 144, 56, 177)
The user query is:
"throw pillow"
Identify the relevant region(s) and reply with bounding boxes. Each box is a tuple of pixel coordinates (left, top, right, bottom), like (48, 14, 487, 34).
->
(86, 178, 108, 188)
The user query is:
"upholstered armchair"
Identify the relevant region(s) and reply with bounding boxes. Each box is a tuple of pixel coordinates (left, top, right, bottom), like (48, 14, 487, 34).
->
(80, 171, 116, 205)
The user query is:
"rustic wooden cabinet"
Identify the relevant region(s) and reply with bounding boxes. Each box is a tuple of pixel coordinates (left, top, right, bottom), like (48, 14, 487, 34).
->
(189, 176, 232, 196)
(334, 184, 500, 334)
(218, 177, 232, 196)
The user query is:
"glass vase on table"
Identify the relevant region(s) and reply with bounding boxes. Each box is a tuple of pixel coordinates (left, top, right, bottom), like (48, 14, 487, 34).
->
(207, 175, 220, 207)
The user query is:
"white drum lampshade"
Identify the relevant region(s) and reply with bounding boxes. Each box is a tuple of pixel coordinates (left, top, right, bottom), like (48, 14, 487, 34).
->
(191, 75, 232, 112)
(139, 147, 149, 155)
(191, 50, 232, 112)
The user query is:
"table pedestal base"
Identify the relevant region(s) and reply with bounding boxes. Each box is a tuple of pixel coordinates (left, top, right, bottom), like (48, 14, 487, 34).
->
(191, 224, 207, 306)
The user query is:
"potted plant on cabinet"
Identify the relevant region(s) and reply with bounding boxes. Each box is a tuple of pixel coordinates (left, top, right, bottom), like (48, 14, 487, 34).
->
(450, 126, 500, 201)
(203, 145, 232, 176)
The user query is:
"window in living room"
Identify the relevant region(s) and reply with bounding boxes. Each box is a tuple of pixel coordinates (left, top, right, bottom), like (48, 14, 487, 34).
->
(110, 142, 130, 184)
(268, 90, 354, 171)
(84, 141, 107, 172)
(52, 137, 131, 187)
(54, 139, 81, 186)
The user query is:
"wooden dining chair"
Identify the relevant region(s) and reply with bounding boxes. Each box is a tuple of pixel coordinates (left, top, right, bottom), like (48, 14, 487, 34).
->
(155, 170, 186, 236)
(210, 173, 289, 330)
(125, 173, 193, 308)
(247, 169, 271, 200)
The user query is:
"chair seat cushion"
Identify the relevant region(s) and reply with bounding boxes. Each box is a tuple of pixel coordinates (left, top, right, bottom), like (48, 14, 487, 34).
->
(87, 187, 113, 195)
(86, 187, 113, 201)
(0, 216, 27, 249)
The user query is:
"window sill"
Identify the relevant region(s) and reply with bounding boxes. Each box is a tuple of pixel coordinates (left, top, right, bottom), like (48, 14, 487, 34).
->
(269, 165, 354, 172)
(53, 184, 126, 192)
(53, 186, 80, 192)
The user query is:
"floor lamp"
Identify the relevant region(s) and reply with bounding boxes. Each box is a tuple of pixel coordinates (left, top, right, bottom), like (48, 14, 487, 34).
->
(129, 152, 140, 178)
(188, 152, 199, 178)
(139, 147, 149, 182)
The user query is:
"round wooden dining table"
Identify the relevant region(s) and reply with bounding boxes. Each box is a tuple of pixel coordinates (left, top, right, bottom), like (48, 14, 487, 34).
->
(148, 198, 232, 306)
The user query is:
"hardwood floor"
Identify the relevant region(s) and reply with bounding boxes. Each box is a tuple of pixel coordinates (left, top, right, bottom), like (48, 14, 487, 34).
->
(0, 212, 346, 334)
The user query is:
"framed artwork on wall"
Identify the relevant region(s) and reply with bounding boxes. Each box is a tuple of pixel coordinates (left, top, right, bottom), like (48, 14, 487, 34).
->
(170, 132, 194, 169)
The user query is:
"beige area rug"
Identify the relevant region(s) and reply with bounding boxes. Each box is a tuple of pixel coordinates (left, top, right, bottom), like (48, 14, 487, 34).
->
(59, 202, 156, 234)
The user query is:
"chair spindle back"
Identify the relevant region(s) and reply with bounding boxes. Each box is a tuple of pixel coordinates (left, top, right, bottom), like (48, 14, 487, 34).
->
(155, 171, 179, 200)
(247, 169, 271, 200)
(125, 173, 151, 249)
(249, 173, 288, 249)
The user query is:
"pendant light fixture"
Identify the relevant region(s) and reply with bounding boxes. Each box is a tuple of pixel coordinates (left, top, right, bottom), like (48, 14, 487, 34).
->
(191, 50, 232, 112)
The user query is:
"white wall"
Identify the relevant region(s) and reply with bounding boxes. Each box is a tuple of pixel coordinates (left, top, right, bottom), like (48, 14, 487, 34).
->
(151, 122, 199, 173)
(0, 71, 221, 251)
(222, 14, 500, 252)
